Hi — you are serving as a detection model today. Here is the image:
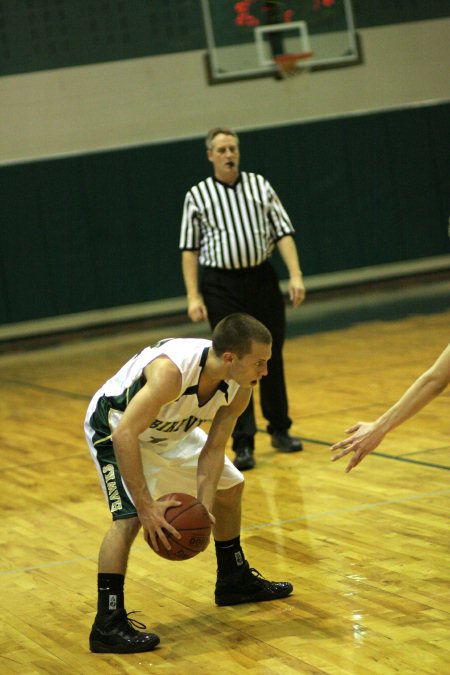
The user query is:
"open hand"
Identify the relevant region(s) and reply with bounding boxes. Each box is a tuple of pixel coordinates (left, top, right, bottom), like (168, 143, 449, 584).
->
(140, 497, 182, 552)
(330, 421, 385, 473)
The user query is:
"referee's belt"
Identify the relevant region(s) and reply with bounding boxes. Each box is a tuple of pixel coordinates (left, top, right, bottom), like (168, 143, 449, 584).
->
(202, 260, 271, 275)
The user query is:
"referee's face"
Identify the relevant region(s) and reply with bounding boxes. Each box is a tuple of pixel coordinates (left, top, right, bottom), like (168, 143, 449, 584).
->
(208, 133, 240, 184)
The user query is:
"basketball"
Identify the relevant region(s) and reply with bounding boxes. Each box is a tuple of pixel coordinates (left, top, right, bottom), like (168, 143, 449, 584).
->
(150, 492, 212, 561)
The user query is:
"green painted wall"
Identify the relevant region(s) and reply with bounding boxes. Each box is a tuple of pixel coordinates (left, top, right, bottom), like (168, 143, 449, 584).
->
(0, 102, 449, 324)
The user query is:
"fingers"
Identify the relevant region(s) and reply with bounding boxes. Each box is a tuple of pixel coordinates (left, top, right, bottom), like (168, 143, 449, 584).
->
(330, 434, 357, 451)
(189, 305, 208, 323)
(330, 446, 352, 461)
(345, 458, 355, 474)
(331, 422, 376, 473)
(290, 288, 305, 307)
(165, 499, 182, 509)
(159, 499, 182, 542)
(145, 528, 160, 552)
(147, 528, 166, 552)
(330, 424, 364, 451)
(148, 523, 181, 552)
(188, 308, 202, 323)
(144, 499, 183, 552)
(345, 451, 363, 474)
(330, 440, 347, 451)
(345, 423, 361, 434)
(333, 442, 371, 473)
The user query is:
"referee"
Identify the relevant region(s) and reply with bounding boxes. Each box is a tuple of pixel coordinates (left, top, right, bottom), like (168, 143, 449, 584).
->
(179, 127, 305, 470)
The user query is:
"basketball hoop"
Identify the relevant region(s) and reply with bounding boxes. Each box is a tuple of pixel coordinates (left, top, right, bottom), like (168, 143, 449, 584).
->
(273, 51, 313, 79)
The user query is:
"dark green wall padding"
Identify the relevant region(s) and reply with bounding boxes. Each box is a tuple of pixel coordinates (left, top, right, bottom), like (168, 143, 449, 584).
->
(0, 102, 449, 325)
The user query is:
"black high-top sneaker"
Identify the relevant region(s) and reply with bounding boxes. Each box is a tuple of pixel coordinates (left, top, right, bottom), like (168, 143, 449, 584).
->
(89, 609, 160, 653)
(215, 561, 293, 606)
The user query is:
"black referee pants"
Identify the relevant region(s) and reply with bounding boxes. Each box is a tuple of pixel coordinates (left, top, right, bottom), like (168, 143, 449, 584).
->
(201, 261, 292, 450)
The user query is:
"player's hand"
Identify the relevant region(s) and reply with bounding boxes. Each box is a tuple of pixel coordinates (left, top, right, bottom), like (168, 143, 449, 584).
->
(330, 422, 384, 473)
(140, 498, 182, 552)
(289, 275, 306, 308)
(187, 298, 208, 323)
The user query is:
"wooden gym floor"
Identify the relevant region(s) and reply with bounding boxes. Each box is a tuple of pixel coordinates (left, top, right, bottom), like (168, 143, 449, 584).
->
(1, 301, 449, 674)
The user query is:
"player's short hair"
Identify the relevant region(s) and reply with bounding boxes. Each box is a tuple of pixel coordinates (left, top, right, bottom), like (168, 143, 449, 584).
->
(212, 313, 272, 358)
(205, 127, 239, 151)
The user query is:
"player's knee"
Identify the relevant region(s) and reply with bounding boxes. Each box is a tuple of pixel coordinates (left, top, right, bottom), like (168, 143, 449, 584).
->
(112, 515, 141, 542)
(216, 481, 244, 507)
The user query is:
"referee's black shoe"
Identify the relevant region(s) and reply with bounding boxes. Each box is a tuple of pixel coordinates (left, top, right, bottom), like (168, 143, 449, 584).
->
(271, 430, 303, 453)
(233, 445, 255, 471)
(215, 561, 293, 606)
(89, 609, 160, 653)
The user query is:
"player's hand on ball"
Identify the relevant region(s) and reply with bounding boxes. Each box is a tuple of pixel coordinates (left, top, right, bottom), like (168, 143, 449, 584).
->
(149, 493, 212, 561)
(140, 497, 182, 552)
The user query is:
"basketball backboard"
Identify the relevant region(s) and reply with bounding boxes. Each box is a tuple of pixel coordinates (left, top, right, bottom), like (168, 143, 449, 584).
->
(201, 0, 360, 83)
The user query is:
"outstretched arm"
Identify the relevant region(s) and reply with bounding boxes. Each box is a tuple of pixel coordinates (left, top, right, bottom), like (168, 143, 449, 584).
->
(331, 343, 450, 473)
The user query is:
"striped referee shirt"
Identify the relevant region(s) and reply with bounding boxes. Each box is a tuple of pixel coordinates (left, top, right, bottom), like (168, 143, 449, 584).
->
(179, 172, 295, 270)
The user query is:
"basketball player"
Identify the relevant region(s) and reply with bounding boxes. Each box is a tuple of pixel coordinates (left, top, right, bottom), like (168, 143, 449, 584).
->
(331, 342, 450, 473)
(85, 313, 293, 654)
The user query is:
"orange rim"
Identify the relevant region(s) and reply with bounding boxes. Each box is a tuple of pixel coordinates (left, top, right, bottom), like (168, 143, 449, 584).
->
(274, 51, 313, 64)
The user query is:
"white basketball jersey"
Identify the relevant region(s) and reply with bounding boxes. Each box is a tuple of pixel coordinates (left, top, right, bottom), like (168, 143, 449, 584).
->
(86, 338, 240, 452)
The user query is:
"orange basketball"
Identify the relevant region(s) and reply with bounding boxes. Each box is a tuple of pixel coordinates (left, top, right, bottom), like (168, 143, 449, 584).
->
(150, 493, 211, 561)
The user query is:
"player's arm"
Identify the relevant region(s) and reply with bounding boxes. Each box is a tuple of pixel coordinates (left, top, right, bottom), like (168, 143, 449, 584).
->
(276, 235, 305, 307)
(181, 250, 208, 322)
(111, 356, 183, 550)
(197, 387, 252, 513)
(331, 343, 450, 473)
